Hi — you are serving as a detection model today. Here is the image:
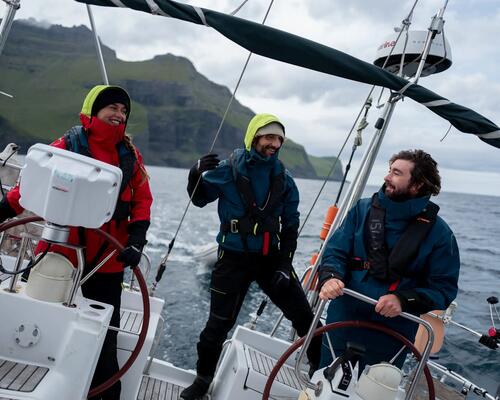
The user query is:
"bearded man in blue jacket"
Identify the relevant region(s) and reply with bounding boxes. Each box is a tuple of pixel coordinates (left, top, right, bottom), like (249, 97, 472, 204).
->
(181, 113, 321, 400)
(318, 149, 460, 371)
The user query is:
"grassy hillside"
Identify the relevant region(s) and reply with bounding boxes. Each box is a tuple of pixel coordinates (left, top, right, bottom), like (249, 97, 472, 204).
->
(0, 20, 342, 180)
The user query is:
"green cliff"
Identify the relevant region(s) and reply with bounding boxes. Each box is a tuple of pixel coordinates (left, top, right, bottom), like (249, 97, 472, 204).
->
(0, 20, 343, 180)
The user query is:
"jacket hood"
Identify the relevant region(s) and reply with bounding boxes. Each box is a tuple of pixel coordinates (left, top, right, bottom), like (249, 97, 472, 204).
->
(244, 113, 285, 151)
(80, 85, 131, 119)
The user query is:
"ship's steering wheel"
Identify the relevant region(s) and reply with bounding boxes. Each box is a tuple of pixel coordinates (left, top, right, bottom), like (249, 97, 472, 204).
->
(262, 320, 435, 400)
(0, 216, 151, 398)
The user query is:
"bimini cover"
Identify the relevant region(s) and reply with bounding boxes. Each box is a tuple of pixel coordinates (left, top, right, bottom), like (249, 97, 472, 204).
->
(19, 144, 122, 228)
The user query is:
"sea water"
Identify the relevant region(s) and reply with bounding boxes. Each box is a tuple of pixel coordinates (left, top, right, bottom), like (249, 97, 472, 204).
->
(145, 166, 499, 393)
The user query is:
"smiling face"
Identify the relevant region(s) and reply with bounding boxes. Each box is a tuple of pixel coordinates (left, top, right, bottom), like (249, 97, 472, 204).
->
(253, 134, 283, 157)
(384, 158, 422, 200)
(96, 103, 128, 126)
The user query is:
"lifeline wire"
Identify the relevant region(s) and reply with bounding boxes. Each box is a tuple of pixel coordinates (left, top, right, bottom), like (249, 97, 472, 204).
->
(152, 0, 276, 291)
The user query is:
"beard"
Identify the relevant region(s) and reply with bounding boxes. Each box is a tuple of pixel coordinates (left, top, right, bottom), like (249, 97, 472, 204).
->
(383, 183, 413, 202)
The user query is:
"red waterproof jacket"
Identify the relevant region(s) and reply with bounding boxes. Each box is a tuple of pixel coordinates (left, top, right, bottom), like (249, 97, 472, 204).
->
(6, 115, 153, 273)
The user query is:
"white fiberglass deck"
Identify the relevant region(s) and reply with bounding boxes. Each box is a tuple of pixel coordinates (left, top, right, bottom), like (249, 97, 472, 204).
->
(0, 359, 48, 393)
(136, 375, 200, 400)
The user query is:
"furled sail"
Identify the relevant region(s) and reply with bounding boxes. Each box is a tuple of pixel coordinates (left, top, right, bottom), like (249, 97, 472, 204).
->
(77, 0, 500, 149)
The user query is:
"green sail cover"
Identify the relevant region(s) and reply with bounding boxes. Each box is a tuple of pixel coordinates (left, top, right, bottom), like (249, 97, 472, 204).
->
(77, 0, 500, 149)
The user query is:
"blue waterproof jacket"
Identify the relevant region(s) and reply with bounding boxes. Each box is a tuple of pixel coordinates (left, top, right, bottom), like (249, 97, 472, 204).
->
(191, 147, 300, 253)
(318, 188, 460, 368)
(320, 187, 460, 312)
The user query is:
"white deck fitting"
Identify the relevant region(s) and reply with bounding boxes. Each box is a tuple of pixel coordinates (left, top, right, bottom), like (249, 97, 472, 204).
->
(0, 359, 48, 392)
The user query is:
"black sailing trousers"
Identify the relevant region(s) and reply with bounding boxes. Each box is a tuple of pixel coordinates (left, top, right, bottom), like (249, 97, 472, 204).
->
(196, 249, 322, 378)
(82, 271, 123, 400)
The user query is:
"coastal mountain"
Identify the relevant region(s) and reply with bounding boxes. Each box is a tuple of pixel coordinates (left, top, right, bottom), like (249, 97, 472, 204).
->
(0, 20, 343, 180)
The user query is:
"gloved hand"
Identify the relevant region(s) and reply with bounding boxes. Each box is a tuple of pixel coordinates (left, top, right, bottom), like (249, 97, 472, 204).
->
(271, 261, 293, 290)
(188, 154, 220, 199)
(196, 153, 220, 174)
(117, 244, 143, 268)
(118, 220, 149, 268)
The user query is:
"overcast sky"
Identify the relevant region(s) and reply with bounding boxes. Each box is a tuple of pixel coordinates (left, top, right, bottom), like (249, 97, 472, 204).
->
(3, 0, 500, 195)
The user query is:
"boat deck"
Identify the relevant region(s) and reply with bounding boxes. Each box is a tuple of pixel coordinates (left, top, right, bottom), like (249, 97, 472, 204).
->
(0, 358, 48, 393)
(245, 345, 304, 390)
(0, 273, 12, 284)
(407, 374, 466, 400)
(120, 309, 143, 334)
(136, 375, 209, 400)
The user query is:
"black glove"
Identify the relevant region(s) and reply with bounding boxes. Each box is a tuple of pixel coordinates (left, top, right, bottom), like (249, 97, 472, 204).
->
(271, 261, 293, 290)
(272, 225, 298, 290)
(118, 220, 149, 268)
(0, 196, 18, 224)
(117, 244, 143, 268)
(188, 154, 220, 200)
(196, 153, 220, 174)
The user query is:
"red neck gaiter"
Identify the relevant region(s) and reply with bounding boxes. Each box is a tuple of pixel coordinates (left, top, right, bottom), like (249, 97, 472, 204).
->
(79, 113, 126, 166)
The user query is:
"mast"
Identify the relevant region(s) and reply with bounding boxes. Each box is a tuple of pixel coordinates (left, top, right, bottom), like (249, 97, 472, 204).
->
(0, 0, 20, 57)
(86, 4, 109, 84)
(295, 3, 451, 398)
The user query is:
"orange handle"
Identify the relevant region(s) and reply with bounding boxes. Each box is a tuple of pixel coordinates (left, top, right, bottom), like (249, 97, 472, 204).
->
(303, 253, 319, 291)
(319, 205, 338, 240)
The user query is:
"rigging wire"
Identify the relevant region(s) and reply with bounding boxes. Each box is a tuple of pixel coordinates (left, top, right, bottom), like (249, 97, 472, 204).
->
(298, 0, 419, 236)
(440, 124, 452, 142)
(376, 1, 418, 107)
(257, 0, 425, 331)
(151, 0, 276, 294)
(230, 0, 250, 16)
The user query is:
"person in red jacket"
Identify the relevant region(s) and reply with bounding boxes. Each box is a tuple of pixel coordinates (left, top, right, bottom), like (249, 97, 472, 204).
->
(0, 85, 153, 400)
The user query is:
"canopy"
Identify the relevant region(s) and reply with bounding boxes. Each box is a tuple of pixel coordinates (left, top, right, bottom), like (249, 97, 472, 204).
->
(77, 0, 500, 149)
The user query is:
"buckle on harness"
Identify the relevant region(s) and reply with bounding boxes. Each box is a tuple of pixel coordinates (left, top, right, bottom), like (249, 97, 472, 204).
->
(230, 219, 239, 233)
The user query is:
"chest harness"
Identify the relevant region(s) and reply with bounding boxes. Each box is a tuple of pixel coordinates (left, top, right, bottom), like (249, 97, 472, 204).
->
(220, 155, 285, 255)
(64, 126, 137, 271)
(348, 193, 439, 288)
(64, 126, 136, 222)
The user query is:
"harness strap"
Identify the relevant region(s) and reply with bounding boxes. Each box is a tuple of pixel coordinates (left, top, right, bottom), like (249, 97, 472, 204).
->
(226, 152, 285, 254)
(63, 125, 137, 221)
(359, 193, 439, 282)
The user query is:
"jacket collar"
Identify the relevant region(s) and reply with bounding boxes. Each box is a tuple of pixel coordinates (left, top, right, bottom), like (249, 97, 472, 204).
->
(377, 186, 430, 220)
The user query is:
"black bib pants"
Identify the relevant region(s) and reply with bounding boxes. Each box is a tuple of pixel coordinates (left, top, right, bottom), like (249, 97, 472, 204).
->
(196, 249, 322, 378)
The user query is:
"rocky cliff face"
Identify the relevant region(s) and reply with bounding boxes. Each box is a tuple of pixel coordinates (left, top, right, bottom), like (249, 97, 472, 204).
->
(0, 20, 342, 180)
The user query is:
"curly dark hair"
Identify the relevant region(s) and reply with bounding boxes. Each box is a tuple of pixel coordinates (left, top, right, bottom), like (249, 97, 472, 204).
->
(389, 149, 441, 196)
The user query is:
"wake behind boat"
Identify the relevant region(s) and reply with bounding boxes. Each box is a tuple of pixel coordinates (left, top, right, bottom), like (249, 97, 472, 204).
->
(0, 1, 499, 400)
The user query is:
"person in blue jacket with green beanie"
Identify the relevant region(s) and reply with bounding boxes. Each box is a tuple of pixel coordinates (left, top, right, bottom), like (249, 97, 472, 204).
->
(181, 113, 322, 400)
(318, 149, 460, 373)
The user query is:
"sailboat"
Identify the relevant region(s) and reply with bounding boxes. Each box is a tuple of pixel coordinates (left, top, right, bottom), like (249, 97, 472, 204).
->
(0, 1, 498, 399)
